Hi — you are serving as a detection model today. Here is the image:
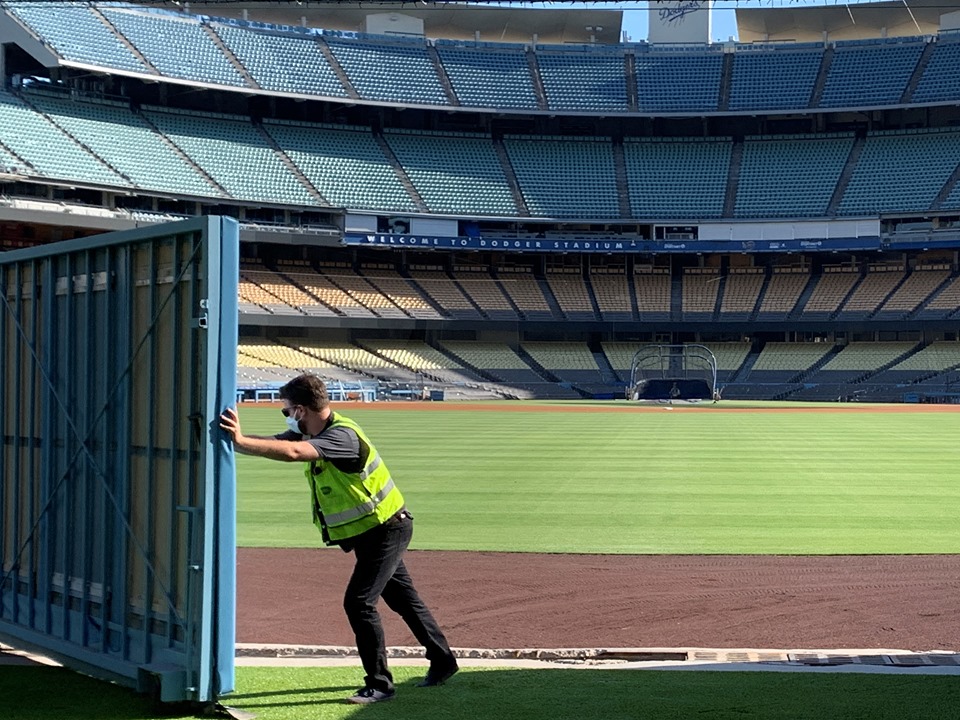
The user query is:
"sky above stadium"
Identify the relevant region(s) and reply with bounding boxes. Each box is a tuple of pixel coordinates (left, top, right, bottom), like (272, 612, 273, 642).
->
(497, 0, 891, 42)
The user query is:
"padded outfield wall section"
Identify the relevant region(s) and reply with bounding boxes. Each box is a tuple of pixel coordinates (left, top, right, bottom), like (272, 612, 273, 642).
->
(0, 217, 238, 704)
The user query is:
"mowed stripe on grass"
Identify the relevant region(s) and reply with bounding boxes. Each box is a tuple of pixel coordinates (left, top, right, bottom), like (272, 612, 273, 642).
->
(235, 402, 960, 554)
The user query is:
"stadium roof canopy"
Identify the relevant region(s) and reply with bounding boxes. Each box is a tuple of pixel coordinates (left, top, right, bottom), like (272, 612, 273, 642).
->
(146, 1, 623, 45)
(736, 0, 960, 43)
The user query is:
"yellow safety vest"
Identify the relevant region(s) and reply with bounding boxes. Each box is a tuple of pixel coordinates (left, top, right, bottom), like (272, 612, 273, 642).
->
(303, 413, 404, 543)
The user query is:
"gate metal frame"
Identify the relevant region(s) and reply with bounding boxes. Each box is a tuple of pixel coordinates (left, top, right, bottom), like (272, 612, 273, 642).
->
(0, 217, 238, 703)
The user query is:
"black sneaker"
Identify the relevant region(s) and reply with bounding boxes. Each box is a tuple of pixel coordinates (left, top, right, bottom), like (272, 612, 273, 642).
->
(345, 686, 396, 704)
(417, 660, 459, 687)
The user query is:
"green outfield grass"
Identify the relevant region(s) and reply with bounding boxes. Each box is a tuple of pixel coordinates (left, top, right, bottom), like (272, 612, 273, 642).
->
(3, 666, 958, 720)
(235, 401, 960, 554)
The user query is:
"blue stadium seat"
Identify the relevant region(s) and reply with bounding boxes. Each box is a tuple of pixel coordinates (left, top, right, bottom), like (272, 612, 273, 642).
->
(728, 45, 823, 111)
(634, 48, 723, 112)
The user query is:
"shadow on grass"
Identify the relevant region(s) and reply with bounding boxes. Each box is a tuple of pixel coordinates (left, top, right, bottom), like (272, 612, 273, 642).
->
(4, 664, 960, 720)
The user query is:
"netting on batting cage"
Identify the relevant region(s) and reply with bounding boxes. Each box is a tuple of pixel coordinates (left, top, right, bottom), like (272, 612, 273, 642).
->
(627, 344, 718, 401)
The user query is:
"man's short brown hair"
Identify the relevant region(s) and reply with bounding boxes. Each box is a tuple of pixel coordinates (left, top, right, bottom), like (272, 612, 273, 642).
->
(279, 373, 330, 411)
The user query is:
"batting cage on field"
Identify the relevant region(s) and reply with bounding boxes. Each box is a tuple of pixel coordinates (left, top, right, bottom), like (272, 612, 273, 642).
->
(628, 344, 718, 401)
(0, 217, 238, 705)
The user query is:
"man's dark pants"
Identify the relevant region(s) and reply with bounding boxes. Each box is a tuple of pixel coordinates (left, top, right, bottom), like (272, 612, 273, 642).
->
(343, 512, 454, 692)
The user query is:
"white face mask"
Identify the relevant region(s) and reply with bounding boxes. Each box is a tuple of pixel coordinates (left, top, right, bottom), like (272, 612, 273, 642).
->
(284, 409, 302, 434)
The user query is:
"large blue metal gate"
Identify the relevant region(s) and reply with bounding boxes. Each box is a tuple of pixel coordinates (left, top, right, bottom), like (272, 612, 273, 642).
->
(0, 217, 237, 703)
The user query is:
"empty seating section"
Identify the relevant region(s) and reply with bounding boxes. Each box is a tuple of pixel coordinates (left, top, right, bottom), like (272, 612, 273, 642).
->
(877, 268, 950, 315)
(238, 279, 280, 314)
(144, 109, 316, 205)
(358, 266, 442, 319)
(436, 44, 538, 109)
(590, 270, 633, 320)
(750, 342, 835, 381)
(836, 265, 904, 317)
(293, 265, 374, 317)
(439, 342, 544, 387)
(384, 130, 515, 215)
(839, 130, 960, 215)
(357, 340, 487, 385)
(325, 38, 447, 105)
(633, 269, 671, 320)
(504, 136, 619, 218)
(888, 342, 960, 372)
(6, 2, 147, 73)
(700, 342, 751, 380)
(312, 266, 409, 318)
(943, 178, 960, 212)
(924, 275, 960, 316)
(238, 339, 338, 371)
(101, 8, 246, 87)
(289, 342, 413, 380)
(601, 342, 642, 382)
(0, 145, 24, 173)
(682, 268, 720, 318)
(213, 24, 346, 97)
(624, 138, 729, 219)
(242, 264, 329, 316)
(734, 134, 853, 218)
(634, 52, 723, 112)
(913, 38, 960, 104)
(729, 47, 822, 110)
(800, 268, 859, 316)
(820, 40, 924, 108)
(757, 268, 809, 318)
(521, 342, 602, 384)
(408, 269, 480, 318)
(536, 50, 627, 110)
(821, 342, 916, 372)
(0, 91, 128, 187)
(451, 269, 517, 319)
(26, 93, 218, 198)
(719, 269, 764, 317)
(546, 270, 595, 320)
(496, 268, 553, 319)
(264, 120, 414, 212)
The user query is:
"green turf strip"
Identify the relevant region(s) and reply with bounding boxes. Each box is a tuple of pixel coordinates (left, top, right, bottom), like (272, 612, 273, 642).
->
(235, 402, 960, 554)
(2, 666, 959, 720)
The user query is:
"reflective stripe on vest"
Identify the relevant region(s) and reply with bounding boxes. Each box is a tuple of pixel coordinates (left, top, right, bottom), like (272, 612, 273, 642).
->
(359, 453, 381, 481)
(323, 477, 396, 526)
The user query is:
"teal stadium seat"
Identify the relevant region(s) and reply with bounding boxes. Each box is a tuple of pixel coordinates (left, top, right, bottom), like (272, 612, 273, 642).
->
(436, 43, 539, 110)
(5, 1, 147, 74)
(820, 39, 924, 108)
(504, 135, 620, 218)
(384, 130, 517, 215)
(624, 137, 730, 219)
(0, 91, 130, 188)
(101, 7, 246, 87)
(734, 134, 854, 218)
(536, 48, 628, 111)
(142, 108, 318, 206)
(263, 120, 417, 213)
(325, 36, 448, 106)
(728, 45, 823, 111)
(212, 24, 347, 98)
(25, 92, 221, 199)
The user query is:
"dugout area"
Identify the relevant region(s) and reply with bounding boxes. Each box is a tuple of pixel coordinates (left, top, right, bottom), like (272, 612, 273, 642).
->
(0, 218, 239, 705)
